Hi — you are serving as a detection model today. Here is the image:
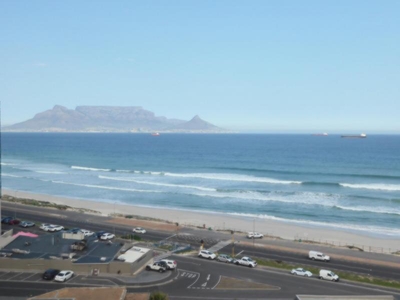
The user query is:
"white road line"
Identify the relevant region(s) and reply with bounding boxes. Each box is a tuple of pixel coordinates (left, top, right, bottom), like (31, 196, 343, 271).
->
(23, 273, 39, 281)
(187, 271, 201, 289)
(212, 275, 221, 289)
(0, 272, 10, 279)
(7, 272, 22, 280)
(236, 250, 244, 256)
(206, 274, 210, 281)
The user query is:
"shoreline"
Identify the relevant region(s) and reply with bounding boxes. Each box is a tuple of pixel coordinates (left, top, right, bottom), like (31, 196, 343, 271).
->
(2, 188, 399, 252)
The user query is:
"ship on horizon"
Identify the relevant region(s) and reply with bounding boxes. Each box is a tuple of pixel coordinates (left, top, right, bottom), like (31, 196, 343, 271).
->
(341, 133, 367, 138)
(312, 133, 328, 136)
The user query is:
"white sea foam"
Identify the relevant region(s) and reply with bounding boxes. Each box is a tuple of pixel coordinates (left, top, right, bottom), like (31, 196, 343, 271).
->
(52, 180, 161, 193)
(1, 162, 16, 166)
(71, 165, 111, 172)
(1, 173, 21, 178)
(35, 171, 66, 174)
(227, 212, 400, 236)
(340, 183, 400, 191)
(335, 205, 400, 216)
(163, 172, 302, 185)
(193, 190, 339, 206)
(98, 175, 216, 191)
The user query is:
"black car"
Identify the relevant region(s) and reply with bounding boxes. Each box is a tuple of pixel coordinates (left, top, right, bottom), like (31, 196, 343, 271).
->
(1, 217, 12, 224)
(42, 269, 60, 280)
(96, 231, 106, 239)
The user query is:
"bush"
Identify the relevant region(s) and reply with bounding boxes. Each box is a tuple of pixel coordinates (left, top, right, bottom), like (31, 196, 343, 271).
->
(149, 292, 169, 300)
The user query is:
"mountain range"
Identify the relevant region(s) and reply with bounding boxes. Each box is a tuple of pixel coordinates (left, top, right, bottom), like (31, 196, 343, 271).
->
(3, 105, 227, 133)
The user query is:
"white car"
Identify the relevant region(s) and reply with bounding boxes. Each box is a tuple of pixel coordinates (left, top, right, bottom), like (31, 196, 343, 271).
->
(40, 223, 52, 231)
(198, 250, 216, 260)
(309, 250, 330, 262)
(80, 229, 94, 237)
(132, 227, 146, 234)
(291, 268, 312, 277)
(100, 233, 115, 240)
(161, 259, 177, 270)
(54, 270, 74, 282)
(247, 232, 263, 239)
(47, 225, 64, 232)
(235, 256, 257, 267)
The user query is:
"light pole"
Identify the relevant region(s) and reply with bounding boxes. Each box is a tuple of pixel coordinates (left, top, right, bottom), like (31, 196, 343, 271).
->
(253, 218, 255, 247)
(113, 202, 116, 235)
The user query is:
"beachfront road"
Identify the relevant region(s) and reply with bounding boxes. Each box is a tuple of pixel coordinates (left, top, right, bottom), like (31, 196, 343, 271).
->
(0, 256, 399, 300)
(2, 202, 400, 282)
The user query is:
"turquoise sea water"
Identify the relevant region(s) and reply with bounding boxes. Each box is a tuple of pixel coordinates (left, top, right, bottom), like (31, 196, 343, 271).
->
(1, 133, 400, 237)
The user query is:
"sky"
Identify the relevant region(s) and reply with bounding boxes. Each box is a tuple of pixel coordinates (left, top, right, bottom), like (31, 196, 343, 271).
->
(1, 0, 399, 133)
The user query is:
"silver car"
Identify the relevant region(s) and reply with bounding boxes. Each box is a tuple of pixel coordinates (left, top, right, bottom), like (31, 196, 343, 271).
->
(217, 254, 233, 263)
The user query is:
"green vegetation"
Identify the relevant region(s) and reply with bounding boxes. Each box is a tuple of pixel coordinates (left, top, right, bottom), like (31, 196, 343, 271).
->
(254, 257, 400, 289)
(120, 233, 142, 241)
(2, 195, 71, 210)
(2, 194, 100, 214)
(149, 292, 169, 300)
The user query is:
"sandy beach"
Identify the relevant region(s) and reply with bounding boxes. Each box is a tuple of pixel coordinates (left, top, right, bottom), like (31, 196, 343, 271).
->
(2, 188, 399, 253)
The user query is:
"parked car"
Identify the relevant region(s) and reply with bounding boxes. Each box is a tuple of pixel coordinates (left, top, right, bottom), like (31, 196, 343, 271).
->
(66, 228, 81, 234)
(6, 218, 21, 225)
(19, 221, 35, 228)
(100, 233, 115, 240)
(146, 261, 167, 273)
(132, 227, 146, 234)
(40, 223, 53, 231)
(309, 250, 330, 262)
(235, 256, 257, 268)
(96, 231, 107, 239)
(319, 269, 339, 281)
(291, 268, 312, 277)
(247, 232, 263, 239)
(217, 254, 234, 263)
(161, 259, 177, 270)
(47, 225, 64, 232)
(42, 269, 60, 280)
(198, 250, 216, 260)
(1, 217, 12, 224)
(80, 229, 94, 236)
(54, 270, 74, 282)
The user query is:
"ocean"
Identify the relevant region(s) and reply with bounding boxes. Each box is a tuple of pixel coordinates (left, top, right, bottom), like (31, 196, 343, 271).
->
(1, 133, 400, 237)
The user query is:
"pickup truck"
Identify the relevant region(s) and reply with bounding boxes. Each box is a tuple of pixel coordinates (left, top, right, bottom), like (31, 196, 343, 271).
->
(235, 256, 257, 268)
(146, 261, 167, 273)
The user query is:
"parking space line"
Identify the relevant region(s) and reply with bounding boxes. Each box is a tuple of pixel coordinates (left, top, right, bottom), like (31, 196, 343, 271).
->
(0, 271, 10, 279)
(23, 273, 39, 281)
(7, 272, 22, 280)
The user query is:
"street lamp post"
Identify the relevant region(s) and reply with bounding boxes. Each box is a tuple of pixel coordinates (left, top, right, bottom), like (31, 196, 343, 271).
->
(253, 218, 255, 247)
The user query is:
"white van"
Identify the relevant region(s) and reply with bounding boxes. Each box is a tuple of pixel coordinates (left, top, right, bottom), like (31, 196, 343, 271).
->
(319, 269, 339, 281)
(309, 250, 330, 262)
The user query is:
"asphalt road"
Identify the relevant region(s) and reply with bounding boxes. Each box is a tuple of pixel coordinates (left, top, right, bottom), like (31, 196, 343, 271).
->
(2, 202, 399, 281)
(0, 256, 399, 300)
(1, 202, 400, 299)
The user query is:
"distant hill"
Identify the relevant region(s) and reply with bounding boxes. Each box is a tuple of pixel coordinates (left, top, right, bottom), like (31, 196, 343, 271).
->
(4, 105, 228, 133)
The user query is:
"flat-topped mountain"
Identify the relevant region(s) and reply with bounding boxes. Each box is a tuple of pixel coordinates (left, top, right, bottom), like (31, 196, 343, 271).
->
(4, 105, 228, 133)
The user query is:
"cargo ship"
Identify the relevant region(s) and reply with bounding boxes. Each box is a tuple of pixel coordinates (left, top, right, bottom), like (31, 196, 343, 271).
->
(341, 133, 367, 138)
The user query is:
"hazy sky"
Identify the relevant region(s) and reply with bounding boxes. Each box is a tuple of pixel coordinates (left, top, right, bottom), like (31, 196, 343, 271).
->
(1, 1, 399, 133)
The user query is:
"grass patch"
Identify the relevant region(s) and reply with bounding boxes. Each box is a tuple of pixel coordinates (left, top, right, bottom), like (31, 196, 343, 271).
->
(254, 257, 400, 289)
(3, 195, 71, 210)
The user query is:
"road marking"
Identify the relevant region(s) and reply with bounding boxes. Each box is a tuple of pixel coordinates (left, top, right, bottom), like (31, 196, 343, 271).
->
(206, 274, 210, 281)
(212, 275, 221, 289)
(201, 282, 207, 287)
(186, 270, 201, 289)
(181, 272, 186, 277)
(7, 272, 22, 280)
(236, 250, 244, 256)
(22, 273, 39, 281)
